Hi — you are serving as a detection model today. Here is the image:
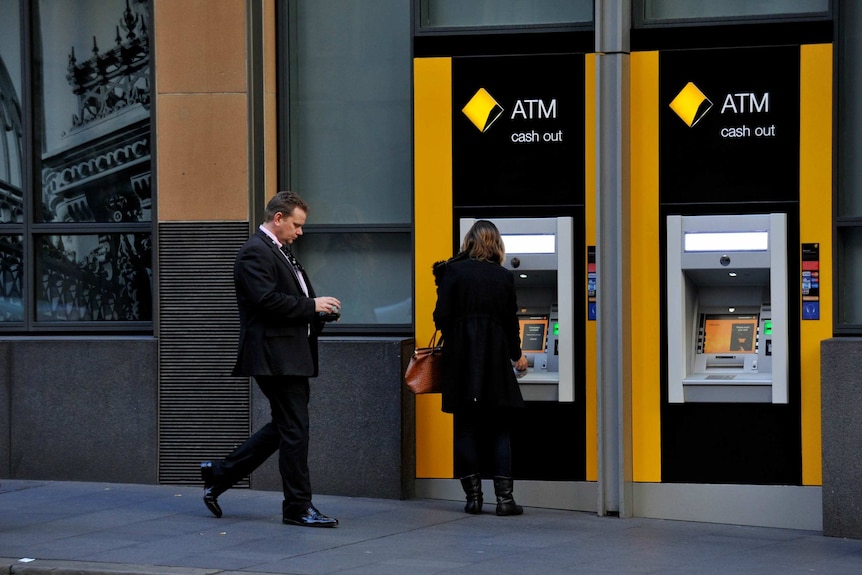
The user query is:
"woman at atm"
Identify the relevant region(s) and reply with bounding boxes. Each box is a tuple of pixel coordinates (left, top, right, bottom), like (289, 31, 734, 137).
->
(433, 219, 529, 516)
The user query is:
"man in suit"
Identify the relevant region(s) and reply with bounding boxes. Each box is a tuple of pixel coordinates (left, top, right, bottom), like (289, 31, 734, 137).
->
(201, 191, 341, 527)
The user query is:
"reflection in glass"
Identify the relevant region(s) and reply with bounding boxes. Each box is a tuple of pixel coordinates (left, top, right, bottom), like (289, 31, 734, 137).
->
(0, 0, 23, 224)
(35, 233, 152, 321)
(0, 235, 24, 322)
(838, 227, 862, 325)
(419, 0, 592, 28)
(293, 0, 411, 224)
(38, 0, 151, 223)
(644, 0, 829, 21)
(296, 233, 412, 324)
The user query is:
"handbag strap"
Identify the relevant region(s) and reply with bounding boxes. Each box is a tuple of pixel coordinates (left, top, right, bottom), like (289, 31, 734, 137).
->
(428, 330, 442, 347)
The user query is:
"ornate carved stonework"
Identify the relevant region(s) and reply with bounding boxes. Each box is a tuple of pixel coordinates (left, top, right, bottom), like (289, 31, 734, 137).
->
(66, 0, 150, 130)
(32, 0, 153, 323)
(0, 52, 23, 224)
(42, 0, 151, 225)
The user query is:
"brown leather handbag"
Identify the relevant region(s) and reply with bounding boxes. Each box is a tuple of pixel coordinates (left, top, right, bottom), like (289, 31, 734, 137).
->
(405, 331, 443, 394)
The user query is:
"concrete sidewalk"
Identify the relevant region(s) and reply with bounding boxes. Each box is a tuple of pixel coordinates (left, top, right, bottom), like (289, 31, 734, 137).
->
(1, 480, 861, 575)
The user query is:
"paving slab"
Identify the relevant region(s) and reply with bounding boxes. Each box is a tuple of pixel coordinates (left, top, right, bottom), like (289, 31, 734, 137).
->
(2, 480, 861, 575)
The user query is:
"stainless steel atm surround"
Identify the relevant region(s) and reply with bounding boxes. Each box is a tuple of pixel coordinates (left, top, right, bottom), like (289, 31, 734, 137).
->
(460, 217, 575, 402)
(666, 213, 788, 404)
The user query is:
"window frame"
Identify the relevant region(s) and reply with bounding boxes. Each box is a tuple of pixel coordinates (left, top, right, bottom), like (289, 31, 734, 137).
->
(0, 0, 155, 334)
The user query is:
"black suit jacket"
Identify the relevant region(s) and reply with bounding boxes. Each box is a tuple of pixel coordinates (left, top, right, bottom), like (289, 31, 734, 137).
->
(232, 229, 324, 377)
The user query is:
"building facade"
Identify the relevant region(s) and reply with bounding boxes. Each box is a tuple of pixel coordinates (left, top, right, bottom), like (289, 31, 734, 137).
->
(1, 0, 860, 537)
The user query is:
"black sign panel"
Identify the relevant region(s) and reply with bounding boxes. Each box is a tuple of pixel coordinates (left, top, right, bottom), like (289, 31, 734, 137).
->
(659, 46, 800, 206)
(659, 47, 803, 487)
(452, 54, 585, 209)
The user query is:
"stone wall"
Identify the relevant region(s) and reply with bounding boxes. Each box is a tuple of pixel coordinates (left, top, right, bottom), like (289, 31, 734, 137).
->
(821, 337, 862, 538)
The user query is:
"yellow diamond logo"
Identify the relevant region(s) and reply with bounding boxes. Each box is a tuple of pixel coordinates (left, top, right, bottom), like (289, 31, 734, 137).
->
(669, 82, 713, 127)
(462, 88, 504, 132)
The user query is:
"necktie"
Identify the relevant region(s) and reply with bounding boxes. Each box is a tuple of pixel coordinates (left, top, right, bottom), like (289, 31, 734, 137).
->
(280, 246, 309, 296)
(281, 246, 304, 273)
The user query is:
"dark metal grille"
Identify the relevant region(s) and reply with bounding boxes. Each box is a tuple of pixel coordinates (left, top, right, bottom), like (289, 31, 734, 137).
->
(158, 221, 251, 485)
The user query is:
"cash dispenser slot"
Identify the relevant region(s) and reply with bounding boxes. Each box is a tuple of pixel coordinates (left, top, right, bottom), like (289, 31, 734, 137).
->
(667, 214, 788, 404)
(705, 358, 746, 369)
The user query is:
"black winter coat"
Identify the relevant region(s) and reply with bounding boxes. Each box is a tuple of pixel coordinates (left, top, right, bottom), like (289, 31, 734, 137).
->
(432, 255, 525, 414)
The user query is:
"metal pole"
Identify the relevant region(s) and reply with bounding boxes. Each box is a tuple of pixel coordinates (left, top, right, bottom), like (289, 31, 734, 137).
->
(594, 0, 632, 518)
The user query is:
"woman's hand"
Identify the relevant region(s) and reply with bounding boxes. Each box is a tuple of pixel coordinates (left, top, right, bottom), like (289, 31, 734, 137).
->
(514, 353, 528, 372)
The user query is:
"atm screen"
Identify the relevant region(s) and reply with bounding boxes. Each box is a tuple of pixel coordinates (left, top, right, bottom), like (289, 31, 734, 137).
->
(519, 316, 548, 353)
(702, 314, 759, 354)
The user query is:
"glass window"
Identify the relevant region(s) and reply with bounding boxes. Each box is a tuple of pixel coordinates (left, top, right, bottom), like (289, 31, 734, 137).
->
(285, 0, 412, 329)
(37, 0, 152, 224)
(291, 0, 411, 225)
(0, 234, 24, 322)
(838, 0, 862, 217)
(837, 227, 862, 326)
(418, 0, 593, 29)
(639, 0, 830, 23)
(837, 0, 862, 332)
(0, 0, 152, 332)
(35, 233, 152, 322)
(0, 0, 23, 225)
(296, 233, 412, 325)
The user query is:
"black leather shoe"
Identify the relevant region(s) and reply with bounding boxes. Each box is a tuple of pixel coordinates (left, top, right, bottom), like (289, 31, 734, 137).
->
(283, 503, 338, 528)
(201, 462, 223, 518)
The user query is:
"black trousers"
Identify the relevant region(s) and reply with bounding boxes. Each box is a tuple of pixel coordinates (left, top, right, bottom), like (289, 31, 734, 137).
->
(212, 375, 312, 505)
(453, 406, 515, 479)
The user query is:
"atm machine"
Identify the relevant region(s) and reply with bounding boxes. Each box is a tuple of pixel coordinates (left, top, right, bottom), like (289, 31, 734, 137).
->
(459, 217, 574, 402)
(666, 213, 788, 403)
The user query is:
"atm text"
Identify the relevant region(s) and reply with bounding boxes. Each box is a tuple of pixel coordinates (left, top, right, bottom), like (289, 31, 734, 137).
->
(720, 124, 776, 138)
(721, 92, 770, 114)
(511, 130, 564, 143)
(510, 99, 557, 120)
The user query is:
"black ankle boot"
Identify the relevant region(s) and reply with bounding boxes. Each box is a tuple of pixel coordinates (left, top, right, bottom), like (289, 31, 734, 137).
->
(460, 474, 483, 514)
(493, 476, 523, 516)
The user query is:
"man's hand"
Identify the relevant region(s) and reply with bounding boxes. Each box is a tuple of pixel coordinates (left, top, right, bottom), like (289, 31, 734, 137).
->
(314, 296, 341, 314)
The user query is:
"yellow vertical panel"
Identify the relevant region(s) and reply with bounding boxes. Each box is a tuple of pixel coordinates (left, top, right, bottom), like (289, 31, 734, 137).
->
(413, 58, 454, 478)
(584, 54, 599, 482)
(799, 44, 832, 487)
(629, 51, 662, 483)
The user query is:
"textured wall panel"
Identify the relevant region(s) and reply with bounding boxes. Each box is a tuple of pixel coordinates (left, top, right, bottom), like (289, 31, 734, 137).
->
(250, 338, 416, 499)
(822, 338, 862, 539)
(158, 221, 250, 485)
(1, 339, 158, 483)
